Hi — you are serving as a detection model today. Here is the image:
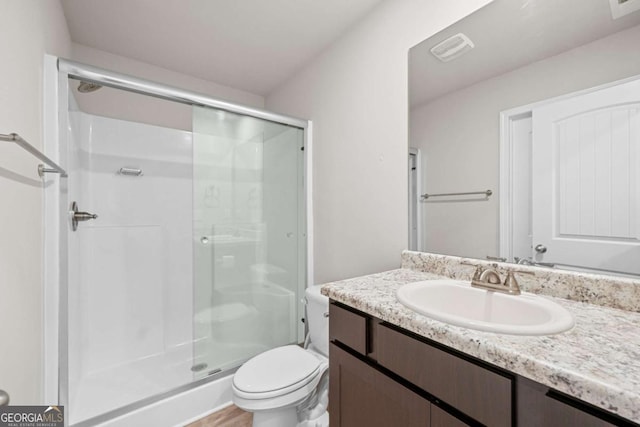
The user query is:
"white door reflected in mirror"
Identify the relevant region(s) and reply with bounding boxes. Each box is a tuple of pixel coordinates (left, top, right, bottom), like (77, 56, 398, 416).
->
(530, 78, 640, 275)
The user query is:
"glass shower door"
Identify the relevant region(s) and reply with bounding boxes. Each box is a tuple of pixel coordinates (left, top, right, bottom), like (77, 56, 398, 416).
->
(192, 106, 305, 378)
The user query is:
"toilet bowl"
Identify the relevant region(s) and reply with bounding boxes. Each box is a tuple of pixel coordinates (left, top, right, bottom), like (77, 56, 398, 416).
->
(232, 285, 329, 427)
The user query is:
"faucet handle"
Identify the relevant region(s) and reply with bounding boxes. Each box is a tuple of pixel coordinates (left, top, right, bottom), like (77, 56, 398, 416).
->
(503, 270, 535, 295)
(472, 265, 484, 281)
(503, 271, 521, 295)
(461, 261, 484, 281)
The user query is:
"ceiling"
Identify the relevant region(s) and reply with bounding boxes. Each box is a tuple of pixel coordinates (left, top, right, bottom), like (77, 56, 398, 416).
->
(409, 0, 640, 107)
(61, 0, 384, 97)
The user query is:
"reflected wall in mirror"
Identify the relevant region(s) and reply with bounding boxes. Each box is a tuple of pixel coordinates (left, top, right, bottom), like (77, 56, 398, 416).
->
(408, 0, 640, 276)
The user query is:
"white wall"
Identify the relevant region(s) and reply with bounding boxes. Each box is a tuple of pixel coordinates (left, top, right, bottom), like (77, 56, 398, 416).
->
(266, 0, 493, 284)
(0, 0, 71, 405)
(410, 24, 640, 259)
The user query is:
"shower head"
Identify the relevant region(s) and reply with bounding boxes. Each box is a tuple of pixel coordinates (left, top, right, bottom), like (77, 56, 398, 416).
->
(77, 80, 103, 93)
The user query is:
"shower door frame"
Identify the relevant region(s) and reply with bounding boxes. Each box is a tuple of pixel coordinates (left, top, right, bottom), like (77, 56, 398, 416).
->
(43, 56, 313, 422)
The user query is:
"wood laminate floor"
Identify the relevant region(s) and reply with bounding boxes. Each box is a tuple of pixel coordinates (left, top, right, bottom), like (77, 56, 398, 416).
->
(187, 404, 252, 427)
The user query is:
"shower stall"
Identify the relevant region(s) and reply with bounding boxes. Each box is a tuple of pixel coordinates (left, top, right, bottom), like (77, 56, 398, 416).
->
(43, 58, 311, 426)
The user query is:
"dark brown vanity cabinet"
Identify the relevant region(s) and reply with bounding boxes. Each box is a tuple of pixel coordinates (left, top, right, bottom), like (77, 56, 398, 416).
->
(329, 302, 474, 427)
(329, 301, 636, 427)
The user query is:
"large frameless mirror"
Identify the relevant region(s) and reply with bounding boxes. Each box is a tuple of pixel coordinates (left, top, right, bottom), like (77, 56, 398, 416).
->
(408, 0, 640, 276)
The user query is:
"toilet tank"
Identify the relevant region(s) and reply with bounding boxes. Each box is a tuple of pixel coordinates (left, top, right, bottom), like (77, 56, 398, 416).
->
(304, 285, 329, 357)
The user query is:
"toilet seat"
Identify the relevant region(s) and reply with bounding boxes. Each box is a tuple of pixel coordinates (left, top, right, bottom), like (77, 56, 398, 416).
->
(232, 345, 328, 412)
(233, 345, 322, 398)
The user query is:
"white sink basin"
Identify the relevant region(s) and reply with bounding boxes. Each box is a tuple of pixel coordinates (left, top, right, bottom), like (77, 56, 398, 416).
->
(396, 280, 574, 335)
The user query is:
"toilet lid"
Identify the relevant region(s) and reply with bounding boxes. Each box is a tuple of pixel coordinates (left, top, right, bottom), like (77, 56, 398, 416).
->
(233, 345, 322, 394)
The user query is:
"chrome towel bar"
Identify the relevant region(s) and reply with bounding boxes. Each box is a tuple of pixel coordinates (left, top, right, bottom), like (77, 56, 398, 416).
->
(0, 132, 68, 178)
(421, 189, 492, 200)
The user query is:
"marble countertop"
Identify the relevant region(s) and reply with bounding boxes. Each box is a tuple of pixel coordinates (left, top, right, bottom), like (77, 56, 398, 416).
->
(320, 268, 640, 423)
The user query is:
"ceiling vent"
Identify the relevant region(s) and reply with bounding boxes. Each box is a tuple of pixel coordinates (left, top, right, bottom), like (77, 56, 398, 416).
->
(609, 0, 640, 19)
(430, 33, 475, 63)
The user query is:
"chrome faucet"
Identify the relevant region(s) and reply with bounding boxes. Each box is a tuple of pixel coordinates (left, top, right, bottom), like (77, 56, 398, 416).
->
(479, 267, 502, 285)
(463, 262, 534, 295)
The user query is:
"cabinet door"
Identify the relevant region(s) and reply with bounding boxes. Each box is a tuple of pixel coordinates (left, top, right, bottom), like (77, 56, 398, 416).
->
(329, 343, 430, 427)
(543, 394, 617, 427)
(518, 378, 617, 427)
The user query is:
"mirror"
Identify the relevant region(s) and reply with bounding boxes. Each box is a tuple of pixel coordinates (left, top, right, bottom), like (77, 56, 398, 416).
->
(409, 0, 640, 276)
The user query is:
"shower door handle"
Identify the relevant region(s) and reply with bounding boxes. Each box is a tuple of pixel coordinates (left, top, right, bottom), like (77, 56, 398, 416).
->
(70, 201, 98, 231)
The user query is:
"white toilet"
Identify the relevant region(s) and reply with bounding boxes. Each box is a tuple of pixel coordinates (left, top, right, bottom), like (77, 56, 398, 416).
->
(232, 285, 330, 427)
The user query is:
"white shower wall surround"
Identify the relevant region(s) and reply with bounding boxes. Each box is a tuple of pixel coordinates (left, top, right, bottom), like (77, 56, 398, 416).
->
(66, 111, 194, 424)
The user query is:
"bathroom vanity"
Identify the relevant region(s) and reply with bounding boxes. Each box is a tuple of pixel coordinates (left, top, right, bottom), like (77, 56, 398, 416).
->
(323, 252, 640, 426)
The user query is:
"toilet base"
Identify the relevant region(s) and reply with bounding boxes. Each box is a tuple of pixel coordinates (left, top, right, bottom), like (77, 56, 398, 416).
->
(252, 407, 298, 427)
(297, 410, 329, 427)
(251, 408, 329, 427)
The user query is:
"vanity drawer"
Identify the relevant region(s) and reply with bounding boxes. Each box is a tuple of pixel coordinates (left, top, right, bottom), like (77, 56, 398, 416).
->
(377, 323, 512, 427)
(329, 302, 368, 355)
